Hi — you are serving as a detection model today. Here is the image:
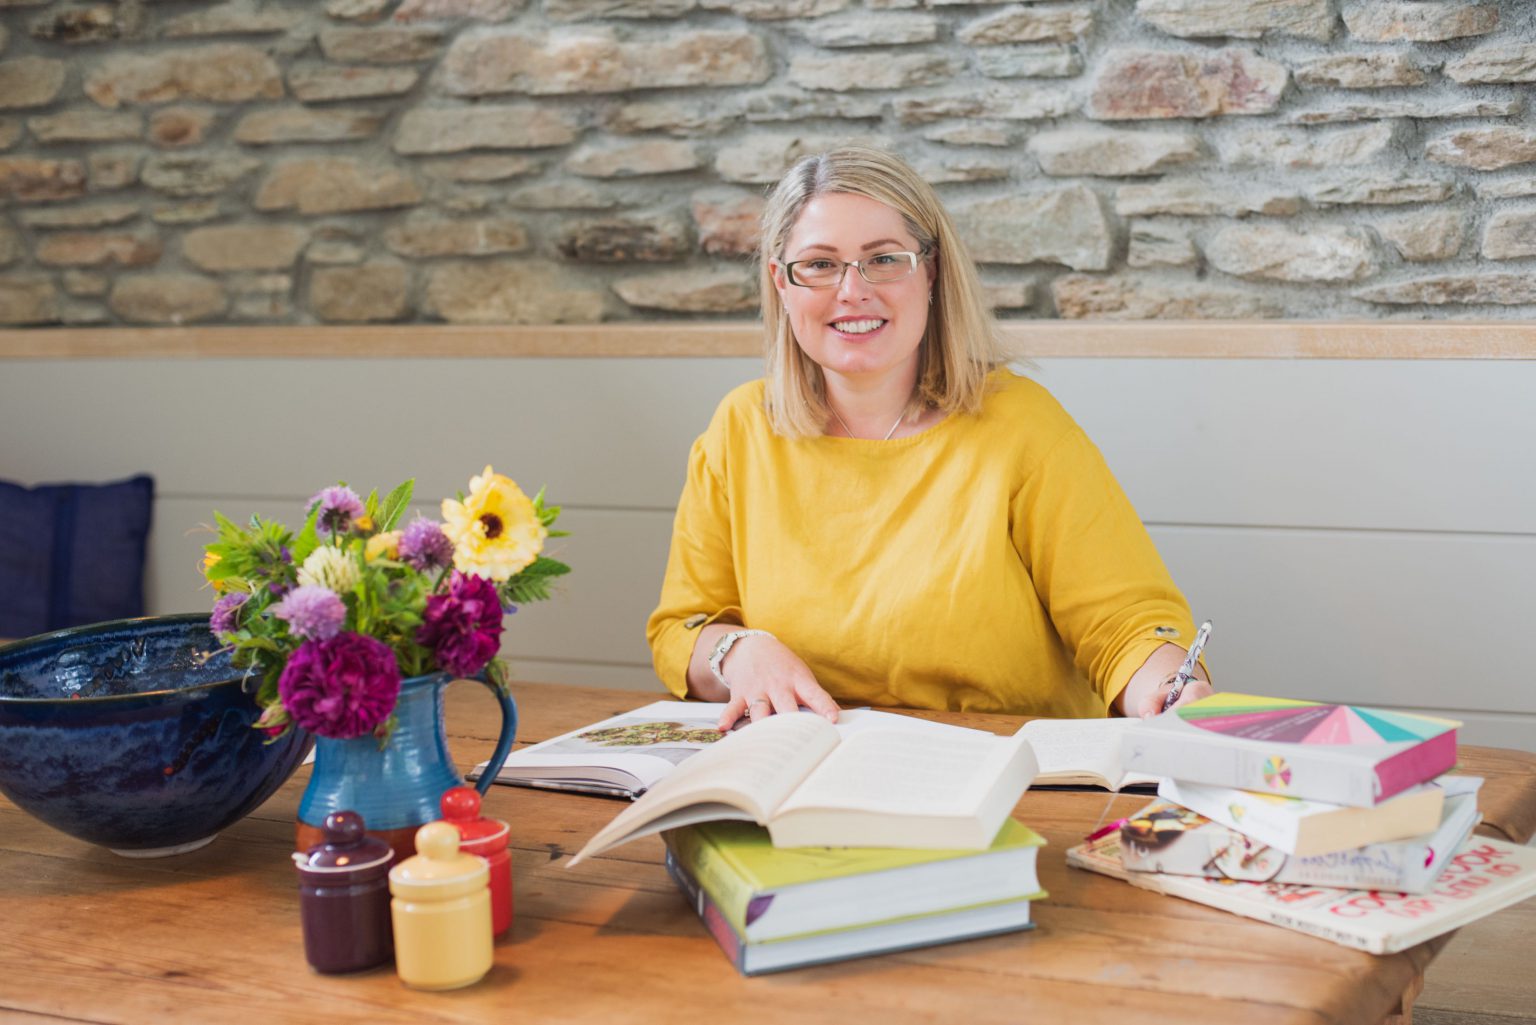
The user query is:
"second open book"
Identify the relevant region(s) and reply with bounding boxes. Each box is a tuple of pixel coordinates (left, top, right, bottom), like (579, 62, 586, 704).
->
(567, 710, 1041, 866)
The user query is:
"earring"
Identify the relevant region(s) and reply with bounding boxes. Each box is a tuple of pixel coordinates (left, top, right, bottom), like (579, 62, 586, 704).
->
(927, 293, 933, 306)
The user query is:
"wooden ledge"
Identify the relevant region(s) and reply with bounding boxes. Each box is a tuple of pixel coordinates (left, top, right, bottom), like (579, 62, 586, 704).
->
(3, 321, 1536, 359)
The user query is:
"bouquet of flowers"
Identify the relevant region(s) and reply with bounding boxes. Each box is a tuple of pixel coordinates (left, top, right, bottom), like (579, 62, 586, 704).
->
(202, 466, 568, 743)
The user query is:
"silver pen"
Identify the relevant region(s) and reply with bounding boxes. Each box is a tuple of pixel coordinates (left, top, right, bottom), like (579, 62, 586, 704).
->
(1161, 620, 1212, 713)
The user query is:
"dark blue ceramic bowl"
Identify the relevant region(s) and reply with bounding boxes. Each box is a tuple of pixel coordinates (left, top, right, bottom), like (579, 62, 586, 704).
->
(0, 614, 312, 856)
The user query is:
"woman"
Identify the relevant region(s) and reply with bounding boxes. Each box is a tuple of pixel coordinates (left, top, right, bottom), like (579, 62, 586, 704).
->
(646, 147, 1211, 729)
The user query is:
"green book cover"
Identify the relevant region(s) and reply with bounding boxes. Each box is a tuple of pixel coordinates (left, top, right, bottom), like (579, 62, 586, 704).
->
(665, 817, 1046, 943)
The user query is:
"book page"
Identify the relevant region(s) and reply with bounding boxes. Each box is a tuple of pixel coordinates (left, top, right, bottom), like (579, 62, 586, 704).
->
(1019, 717, 1158, 789)
(776, 729, 1026, 818)
(567, 713, 839, 865)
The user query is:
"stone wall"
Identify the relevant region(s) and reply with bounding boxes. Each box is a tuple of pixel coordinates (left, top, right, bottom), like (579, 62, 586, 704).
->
(1, 0, 1535, 326)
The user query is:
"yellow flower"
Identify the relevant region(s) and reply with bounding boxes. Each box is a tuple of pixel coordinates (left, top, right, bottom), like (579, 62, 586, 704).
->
(203, 551, 225, 591)
(365, 531, 401, 562)
(298, 545, 361, 593)
(441, 465, 546, 582)
(356, 515, 374, 532)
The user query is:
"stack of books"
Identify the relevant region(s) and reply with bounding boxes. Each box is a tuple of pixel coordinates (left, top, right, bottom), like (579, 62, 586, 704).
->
(663, 818, 1046, 975)
(1068, 693, 1536, 953)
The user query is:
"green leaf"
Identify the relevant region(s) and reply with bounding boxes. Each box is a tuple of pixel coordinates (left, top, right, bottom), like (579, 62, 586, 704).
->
(377, 479, 415, 532)
(288, 507, 320, 568)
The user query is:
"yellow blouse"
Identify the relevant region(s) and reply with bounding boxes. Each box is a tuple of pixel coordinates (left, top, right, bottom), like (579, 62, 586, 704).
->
(646, 368, 1196, 717)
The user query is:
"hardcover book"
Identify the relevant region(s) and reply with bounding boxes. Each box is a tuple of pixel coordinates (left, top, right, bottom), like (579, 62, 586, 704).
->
(1067, 830, 1536, 955)
(1119, 777, 1482, 893)
(568, 711, 1038, 864)
(665, 851, 1036, 976)
(1122, 693, 1459, 807)
(1156, 777, 1445, 857)
(664, 817, 1046, 943)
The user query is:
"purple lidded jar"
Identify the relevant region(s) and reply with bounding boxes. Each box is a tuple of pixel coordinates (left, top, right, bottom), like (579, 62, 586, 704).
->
(293, 810, 395, 974)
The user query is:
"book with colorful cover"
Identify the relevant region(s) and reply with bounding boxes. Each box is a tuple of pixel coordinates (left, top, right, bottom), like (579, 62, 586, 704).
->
(663, 818, 1046, 943)
(1156, 777, 1445, 856)
(1122, 693, 1459, 807)
(1119, 777, 1482, 893)
(1067, 830, 1536, 955)
(664, 851, 1036, 976)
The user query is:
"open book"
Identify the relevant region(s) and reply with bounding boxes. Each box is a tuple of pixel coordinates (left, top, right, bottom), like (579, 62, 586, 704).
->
(468, 700, 730, 799)
(567, 710, 1039, 866)
(1019, 717, 1161, 791)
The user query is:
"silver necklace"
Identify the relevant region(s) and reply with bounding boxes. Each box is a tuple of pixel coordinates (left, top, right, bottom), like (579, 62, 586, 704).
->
(829, 406, 905, 441)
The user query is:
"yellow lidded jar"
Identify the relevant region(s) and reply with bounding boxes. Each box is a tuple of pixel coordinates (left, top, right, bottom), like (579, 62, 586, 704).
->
(388, 821, 493, 990)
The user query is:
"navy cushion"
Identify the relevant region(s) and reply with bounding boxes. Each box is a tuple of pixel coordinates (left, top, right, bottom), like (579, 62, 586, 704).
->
(0, 475, 154, 638)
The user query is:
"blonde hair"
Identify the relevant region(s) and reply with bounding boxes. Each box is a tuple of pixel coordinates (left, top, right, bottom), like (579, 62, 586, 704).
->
(758, 146, 1003, 439)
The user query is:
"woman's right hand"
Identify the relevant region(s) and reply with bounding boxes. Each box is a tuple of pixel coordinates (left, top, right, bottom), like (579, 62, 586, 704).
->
(693, 629, 840, 730)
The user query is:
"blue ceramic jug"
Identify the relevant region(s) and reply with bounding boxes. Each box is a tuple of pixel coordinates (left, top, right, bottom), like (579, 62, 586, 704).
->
(295, 671, 516, 863)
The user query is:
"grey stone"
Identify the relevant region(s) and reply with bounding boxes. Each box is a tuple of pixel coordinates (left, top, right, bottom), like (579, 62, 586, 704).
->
(150, 200, 224, 224)
(26, 110, 143, 143)
(442, 29, 771, 96)
(288, 65, 419, 102)
(418, 155, 542, 182)
(1220, 123, 1395, 169)
(382, 216, 529, 257)
(716, 134, 889, 184)
(912, 155, 1011, 183)
(545, 0, 694, 19)
(162, 3, 305, 37)
(0, 222, 20, 266)
(796, 13, 939, 47)
(394, 105, 581, 154)
(0, 158, 87, 203)
(35, 230, 162, 268)
(698, 0, 849, 17)
(311, 263, 411, 321)
(924, 122, 1018, 147)
(1477, 179, 1536, 200)
(1114, 181, 1303, 217)
(1377, 209, 1465, 262)
(1052, 274, 1281, 319)
(606, 99, 738, 135)
(1127, 221, 1197, 268)
(1344, 3, 1498, 43)
(0, 276, 61, 325)
(0, 120, 18, 150)
(62, 270, 110, 296)
(235, 107, 383, 144)
(1136, 0, 1333, 40)
(959, 5, 1094, 45)
(504, 181, 623, 209)
(141, 154, 262, 196)
(789, 52, 964, 91)
(424, 261, 606, 323)
(110, 274, 227, 323)
(1028, 127, 1202, 177)
(1445, 44, 1536, 84)
(613, 267, 757, 313)
(84, 46, 283, 107)
(255, 158, 423, 214)
(324, 0, 392, 21)
(557, 213, 691, 262)
(1481, 207, 1536, 260)
(394, 0, 525, 21)
(228, 273, 293, 321)
(1206, 224, 1376, 282)
(318, 26, 444, 63)
(148, 107, 218, 148)
(0, 58, 66, 108)
(1284, 98, 1522, 124)
(30, 3, 144, 43)
(892, 87, 1077, 124)
(566, 140, 703, 177)
(183, 224, 309, 271)
(1354, 273, 1536, 306)
(1425, 128, 1536, 172)
(18, 202, 140, 228)
(692, 187, 764, 257)
(981, 279, 1035, 310)
(1294, 52, 1429, 88)
(1309, 177, 1455, 206)
(974, 44, 1081, 79)
(1087, 49, 1287, 120)
(740, 91, 885, 123)
(953, 186, 1111, 270)
(88, 151, 140, 190)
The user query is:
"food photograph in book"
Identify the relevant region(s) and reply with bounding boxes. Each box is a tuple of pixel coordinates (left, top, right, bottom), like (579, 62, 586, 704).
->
(541, 715, 726, 766)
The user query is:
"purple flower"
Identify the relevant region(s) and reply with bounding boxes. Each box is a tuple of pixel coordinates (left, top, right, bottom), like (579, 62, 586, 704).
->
(309, 485, 365, 539)
(417, 571, 504, 677)
(210, 592, 249, 636)
(398, 518, 454, 572)
(278, 633, 401, 739)
(271, 584, 347, 641)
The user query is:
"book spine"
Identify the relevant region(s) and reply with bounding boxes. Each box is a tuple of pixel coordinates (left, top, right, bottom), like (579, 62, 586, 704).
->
(1127, 726, 1377, 806)
(664, 853, 748, 974)
(1374, 730, 1457, 803)
(665, 828, 756, 935)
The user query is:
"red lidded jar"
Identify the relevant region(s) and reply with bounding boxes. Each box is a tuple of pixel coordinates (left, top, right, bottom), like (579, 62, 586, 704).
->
(440, 786, 512, 938)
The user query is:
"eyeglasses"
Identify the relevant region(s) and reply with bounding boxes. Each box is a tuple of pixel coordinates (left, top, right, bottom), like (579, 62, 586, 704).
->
(783, 249, 928, 289)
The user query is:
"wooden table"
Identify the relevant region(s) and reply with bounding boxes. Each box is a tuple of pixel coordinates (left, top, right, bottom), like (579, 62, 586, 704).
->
(4, 682, 1534, 1025)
